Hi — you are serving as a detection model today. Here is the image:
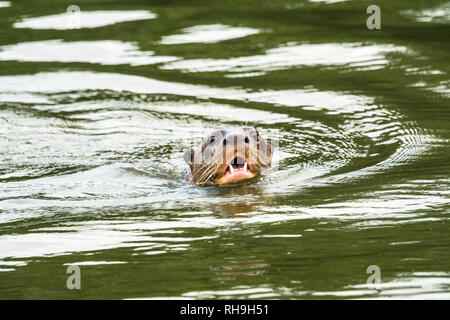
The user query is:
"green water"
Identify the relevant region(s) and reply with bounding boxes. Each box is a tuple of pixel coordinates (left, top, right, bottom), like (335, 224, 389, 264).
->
(0, 0, 449, 299)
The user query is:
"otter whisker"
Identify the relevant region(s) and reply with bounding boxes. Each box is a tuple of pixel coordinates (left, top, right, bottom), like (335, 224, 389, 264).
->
(195, 158, 221, 184)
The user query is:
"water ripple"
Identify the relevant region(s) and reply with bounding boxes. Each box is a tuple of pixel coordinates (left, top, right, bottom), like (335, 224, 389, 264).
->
(13, 10, 156, 30)
(161, 43, 408, 76)
(0, 40, 177, 66)
(159, 24, 260, 44)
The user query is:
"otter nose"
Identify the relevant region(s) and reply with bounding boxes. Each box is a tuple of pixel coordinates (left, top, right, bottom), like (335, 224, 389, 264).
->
(223, 133, 250, 146)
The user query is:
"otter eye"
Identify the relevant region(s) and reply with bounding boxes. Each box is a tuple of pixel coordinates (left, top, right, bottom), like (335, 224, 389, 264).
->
(208, 136, 216, 144)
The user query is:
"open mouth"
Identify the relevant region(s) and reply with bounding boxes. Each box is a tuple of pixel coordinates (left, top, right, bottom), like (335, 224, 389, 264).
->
(216, 156, 256, 184)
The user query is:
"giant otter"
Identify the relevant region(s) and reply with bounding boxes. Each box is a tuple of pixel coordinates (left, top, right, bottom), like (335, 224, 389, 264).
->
(183, 126, 272, 185)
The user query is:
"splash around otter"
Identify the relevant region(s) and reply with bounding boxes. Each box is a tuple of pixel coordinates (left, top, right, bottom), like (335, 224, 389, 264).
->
(183, 126, 273, 185)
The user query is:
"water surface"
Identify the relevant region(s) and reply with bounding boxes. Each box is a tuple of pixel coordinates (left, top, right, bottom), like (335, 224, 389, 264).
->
(0, 0, 449, 299)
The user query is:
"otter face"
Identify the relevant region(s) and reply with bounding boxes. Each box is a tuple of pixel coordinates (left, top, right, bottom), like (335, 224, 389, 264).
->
(184, 126, 272, 185)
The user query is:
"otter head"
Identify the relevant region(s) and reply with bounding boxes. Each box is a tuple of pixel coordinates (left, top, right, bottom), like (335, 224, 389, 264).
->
(184, 126, 272, 185)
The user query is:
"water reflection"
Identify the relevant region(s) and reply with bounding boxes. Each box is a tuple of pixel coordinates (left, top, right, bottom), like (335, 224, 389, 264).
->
(13, 10, 156, 30)
(160, 24, 260, 44)
(0, 219, 219, 267)
(139, 272, 450, 299)
(62, 261, 127, 266)
(161, 43, 407, 76)
(0, 92, 51, 103)
(309, 0, 349, 4)
(0, 40, 177, 65)
(402, 3, 450, 23)
(0, 71, 375, 109)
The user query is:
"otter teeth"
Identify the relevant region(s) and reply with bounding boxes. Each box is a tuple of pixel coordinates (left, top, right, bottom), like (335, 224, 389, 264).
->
(228, 162, 248, 173)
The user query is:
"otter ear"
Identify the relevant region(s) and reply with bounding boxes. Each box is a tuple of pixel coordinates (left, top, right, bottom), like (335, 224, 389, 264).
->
(267, 143, 273, 158)
(183, 148, 195, 165)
